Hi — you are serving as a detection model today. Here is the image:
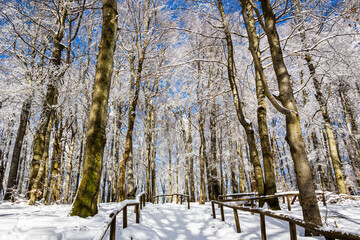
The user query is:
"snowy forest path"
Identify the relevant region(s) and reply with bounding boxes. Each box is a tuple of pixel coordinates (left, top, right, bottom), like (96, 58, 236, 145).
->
(118, 202, 241, 240)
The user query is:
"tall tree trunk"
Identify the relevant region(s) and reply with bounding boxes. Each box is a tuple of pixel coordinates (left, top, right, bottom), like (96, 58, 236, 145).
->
(4, 97, 32, 200)
(64, 124, 77, 203)
(46, 114, 64, 204)
(145, 102, 152, 201)
(118, 0, 151, 201)
(111, 104, 122, 202)
(304, 55, 347, 194)
(180, 118, 190, 196)
(166, 116, 172, 202)
(28, 4, 67, 204)
(70, 0, 117, 217)
(198, 105, 206, 204)
(29, 115, 53, 205)
(259, 0, 322, 227)
(236, 139, 247, 193)
(216, 0, 265, 197)
(188, 110, 195, 202)
(227, 116, 238, 194)
(218, 127, 225, 195)
(209, 101, 220, 200)
(241, 0, 280, 209)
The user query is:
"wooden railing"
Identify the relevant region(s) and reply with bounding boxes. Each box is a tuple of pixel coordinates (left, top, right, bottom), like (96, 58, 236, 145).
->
(153, 193, 190, 209)
(217, 191, 327, 212)
(211, 200, 360, 240)
(95, 192, 147, 240)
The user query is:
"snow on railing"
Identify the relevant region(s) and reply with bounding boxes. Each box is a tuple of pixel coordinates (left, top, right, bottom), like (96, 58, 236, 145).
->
(211, 199, 360, 240)
(153, 193, 190, 209)
(94, 192, 146, 240)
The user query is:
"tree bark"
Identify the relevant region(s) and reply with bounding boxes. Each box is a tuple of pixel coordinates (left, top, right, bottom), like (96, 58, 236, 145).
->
(259, 0, 322, 227)
(241, 0, 280, 209)
(216, 0, 265, 197)
(70, 0, 117, 217)
(188, 110, 195, 202)
(4, 97, 31, 200)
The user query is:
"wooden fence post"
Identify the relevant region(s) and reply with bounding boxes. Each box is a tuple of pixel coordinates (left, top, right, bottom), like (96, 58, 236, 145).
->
(110, 214, 116, 240)
(143, 195, 146, 207)
(251, 200, 254, 215)
(286, 195, 291, 211)
(212, 201, 216, 219)
(289, 222, 297, 240)
(187, 196, 190, 209)
(123, 206, 127, 229)
(233, 208, 241, 233)
(180, 195, 183, 205)
(135, 204, 140, 223)
(322, 192, 326, 206)
(260, 213, 266, 240)
(139, 197, 143, 210)
(220, 205, 225, 221)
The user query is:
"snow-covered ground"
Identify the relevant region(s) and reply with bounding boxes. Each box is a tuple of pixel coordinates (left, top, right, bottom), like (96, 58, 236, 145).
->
(0, 199, 359, 240)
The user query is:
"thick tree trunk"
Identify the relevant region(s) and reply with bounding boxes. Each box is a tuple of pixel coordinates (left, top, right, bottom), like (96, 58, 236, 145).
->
(70, 0, 117, 217)
(259, 0, 322, 227)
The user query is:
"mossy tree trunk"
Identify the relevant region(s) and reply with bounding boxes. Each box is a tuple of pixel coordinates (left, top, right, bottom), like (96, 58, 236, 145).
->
(28, 3, 67, 205)
(70, 0, 117, 217)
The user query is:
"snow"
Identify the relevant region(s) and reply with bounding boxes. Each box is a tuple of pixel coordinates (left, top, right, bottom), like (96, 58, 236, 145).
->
(0, 199, 359, 240)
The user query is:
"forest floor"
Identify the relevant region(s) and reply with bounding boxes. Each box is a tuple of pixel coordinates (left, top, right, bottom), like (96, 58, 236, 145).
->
(0, 198, 359, 240)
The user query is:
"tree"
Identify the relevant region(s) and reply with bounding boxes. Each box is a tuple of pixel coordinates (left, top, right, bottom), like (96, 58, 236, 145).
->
(70, 0, 118, 217)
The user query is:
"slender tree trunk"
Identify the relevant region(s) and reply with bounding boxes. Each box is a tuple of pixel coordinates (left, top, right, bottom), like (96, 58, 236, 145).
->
(150, 106, 156, 200)
(145, 102, 152, 201)
(166, 117, 172, 202)
(110, 105, 121, 201)
(180, 118, 190, 196)
(236, 139, 247, 193)
(198, 106, 206, 204)
(70, 0, 117, 217)
(304, 55, 347, 194)
(218, 128, 225, 195)
(46, 115, 64, 204)
(4, 97, 32, 200)
(29, 115, 53, 205)
(64, 125, 76, 203)
(188, 110, 195, 202)
(241, 0, 280, 209)
(217, 0, 265, 197)
(227, 117, 238, 194)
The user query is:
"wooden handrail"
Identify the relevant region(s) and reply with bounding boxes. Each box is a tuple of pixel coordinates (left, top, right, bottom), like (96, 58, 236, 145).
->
(153, 193, 190, 209)
(217, 191, 327, 210)
(211, 200, 360, 240)
(95, 192, 147, 240)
